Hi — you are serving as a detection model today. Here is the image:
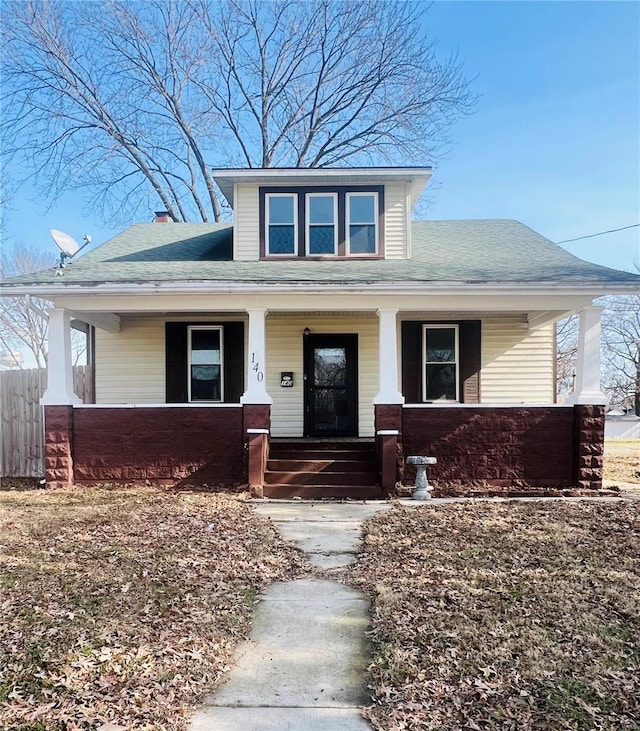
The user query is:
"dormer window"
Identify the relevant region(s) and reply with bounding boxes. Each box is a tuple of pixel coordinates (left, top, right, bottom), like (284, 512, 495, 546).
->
(266, 193, 297, 255)
(306, 193, 338, 255)
(347, 192, 378, 255)
(259, 185, 384, 259)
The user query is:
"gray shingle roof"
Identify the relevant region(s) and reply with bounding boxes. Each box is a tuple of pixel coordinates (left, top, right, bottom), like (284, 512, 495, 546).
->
(3, 219, 639, 287)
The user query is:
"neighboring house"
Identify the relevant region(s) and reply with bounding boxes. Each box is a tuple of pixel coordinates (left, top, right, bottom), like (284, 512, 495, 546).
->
(2, 167, 639, 496)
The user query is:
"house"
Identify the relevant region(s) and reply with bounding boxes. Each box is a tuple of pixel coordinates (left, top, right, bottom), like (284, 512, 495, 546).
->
(3, 167, 639, 497)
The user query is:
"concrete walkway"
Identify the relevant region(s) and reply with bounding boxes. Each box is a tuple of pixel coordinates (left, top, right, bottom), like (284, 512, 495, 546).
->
(190, 501, 390, 731)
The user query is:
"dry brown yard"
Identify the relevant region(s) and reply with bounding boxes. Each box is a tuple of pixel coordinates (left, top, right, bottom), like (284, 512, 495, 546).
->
(352, 501, 640, 731)
(0, 486, 307, 730)
(604, 439, 640, 485)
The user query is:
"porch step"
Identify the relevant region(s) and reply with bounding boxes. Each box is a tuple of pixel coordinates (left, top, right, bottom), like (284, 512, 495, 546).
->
(268, 449, 375, 461)
(267, 459, 375, 472)
(265, 470, 379, 486)
(264, 439, 382, 500)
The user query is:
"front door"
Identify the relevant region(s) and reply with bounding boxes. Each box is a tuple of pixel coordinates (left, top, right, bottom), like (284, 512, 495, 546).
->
(304, 334, 358, 437)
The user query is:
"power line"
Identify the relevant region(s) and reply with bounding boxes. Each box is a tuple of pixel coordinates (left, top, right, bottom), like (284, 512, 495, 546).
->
(557, 223, 640, 245)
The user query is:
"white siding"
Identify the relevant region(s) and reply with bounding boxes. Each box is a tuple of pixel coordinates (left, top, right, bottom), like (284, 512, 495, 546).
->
(266, 314, 378, 437)
(482, 318, 554, 403)
(383, 181, 408, 259)
(95, 317, 165, 403)
(234, 183, 260, 261)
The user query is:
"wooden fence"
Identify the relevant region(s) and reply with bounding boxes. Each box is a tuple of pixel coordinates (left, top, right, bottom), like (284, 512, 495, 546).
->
(1, 366, 93, 478)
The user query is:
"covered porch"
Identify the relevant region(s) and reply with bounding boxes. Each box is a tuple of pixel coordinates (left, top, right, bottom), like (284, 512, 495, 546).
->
(42, 291, 607, 495)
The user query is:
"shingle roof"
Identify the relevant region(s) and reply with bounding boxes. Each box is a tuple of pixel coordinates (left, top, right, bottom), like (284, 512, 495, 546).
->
(3, 219, 639, 287)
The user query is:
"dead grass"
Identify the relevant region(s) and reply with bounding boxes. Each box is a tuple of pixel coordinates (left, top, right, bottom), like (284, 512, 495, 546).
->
(605, 440, 640, 484)
(351, 501, 640, 730)
(0, 486, 308, 730)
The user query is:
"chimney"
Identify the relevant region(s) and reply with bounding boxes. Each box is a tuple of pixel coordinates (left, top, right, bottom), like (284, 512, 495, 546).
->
(154, 211, 173, 223)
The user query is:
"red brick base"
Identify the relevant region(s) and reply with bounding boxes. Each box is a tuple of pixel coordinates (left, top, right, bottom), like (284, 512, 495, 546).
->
(574, 404, 605, 489)
(44, 406, 74, 488)
(401, 405, 604, 489)
(43, 406, 245, 487)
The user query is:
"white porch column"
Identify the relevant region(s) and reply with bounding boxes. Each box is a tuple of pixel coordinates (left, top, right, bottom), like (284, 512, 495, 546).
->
(241, 308, 272, 404)
(573, 306, 607, 404)
(373, 308, 404, 404)
(41, 308, 81, 405)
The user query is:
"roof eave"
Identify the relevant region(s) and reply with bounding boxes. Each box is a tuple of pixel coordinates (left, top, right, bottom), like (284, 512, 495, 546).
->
(2, 280, 638, 298)
(212, 167, 433, 209)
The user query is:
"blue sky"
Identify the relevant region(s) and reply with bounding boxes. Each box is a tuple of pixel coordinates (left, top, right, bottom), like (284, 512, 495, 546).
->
(3, 0, 639, 273)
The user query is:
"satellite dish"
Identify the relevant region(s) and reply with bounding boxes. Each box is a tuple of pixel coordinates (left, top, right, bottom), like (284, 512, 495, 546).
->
(50, 229, 80, 257)
(50, 229, 92, 272)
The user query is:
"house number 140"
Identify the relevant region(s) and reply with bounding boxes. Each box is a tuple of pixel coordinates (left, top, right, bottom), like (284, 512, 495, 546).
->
(251, 352, 264, 382)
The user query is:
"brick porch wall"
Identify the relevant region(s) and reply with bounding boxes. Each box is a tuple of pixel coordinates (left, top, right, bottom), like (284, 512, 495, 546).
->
(401, 405, 604, 488)
(57, 406, 244, 486)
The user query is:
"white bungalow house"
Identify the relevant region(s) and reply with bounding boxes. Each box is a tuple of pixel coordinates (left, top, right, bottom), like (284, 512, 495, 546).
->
(3, 167, 639, 497)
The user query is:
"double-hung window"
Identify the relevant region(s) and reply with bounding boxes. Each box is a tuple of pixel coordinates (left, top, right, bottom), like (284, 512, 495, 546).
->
(188, 326, 223, 401)
(423, 325, 459, 401)
(266, 193, 297, 255)
(306, 193, 338, 255)
(346, 192, 378, 254)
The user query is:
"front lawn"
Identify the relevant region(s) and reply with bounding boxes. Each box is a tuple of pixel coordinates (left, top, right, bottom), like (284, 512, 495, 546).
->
(352, 501, 640, 731)
(0, 487, 307, 729)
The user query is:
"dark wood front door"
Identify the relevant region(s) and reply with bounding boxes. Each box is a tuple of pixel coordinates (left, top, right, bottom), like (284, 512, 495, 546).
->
(304, 334, 358, 437)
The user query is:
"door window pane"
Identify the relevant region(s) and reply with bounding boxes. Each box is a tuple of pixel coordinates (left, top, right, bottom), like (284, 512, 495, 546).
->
(314, 347, 346, 386)
(189, 327, 223, 401)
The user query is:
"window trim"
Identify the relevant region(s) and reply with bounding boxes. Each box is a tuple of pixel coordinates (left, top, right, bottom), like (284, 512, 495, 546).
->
(265, 192, 298, 257)
(188, 325, 224, 403)
(258, 185, 384, 259)
(305, 192, 338, 256)
(422, 324, 460, 402)
(346, 191, 379, 256)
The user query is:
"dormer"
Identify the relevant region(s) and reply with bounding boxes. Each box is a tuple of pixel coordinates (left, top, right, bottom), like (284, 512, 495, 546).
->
(213, 167, 431, 261)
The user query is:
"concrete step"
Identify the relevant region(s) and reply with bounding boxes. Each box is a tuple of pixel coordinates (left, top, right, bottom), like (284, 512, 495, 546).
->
(263, 484, 383, 499)
(267, 459, 376, 472)
(264, 470, 379, 486)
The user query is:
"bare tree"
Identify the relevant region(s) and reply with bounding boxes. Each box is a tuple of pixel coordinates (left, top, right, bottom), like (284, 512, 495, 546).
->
(1, 0, 475, 225)
(0, 244, 53, 367)
(555, 315, 578, 398)
(601, 295, 640, 415)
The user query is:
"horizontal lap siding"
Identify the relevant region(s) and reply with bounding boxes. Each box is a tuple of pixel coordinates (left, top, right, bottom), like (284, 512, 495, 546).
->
(235, 184, 260, 261)
(95, 317, 165, 403)
(266, 315, 378, 437)
(383, 182, 408, 259)
(482, 318, 554, 403)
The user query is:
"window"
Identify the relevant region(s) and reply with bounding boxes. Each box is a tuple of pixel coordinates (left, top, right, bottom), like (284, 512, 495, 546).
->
(306, 193, 337, 255)
(260, 186, 383, 258)
(423, 325, 459, 401)
(188, 326, 223, 401)
(346, 192, 378, 254)
(266, 193, 297, 255)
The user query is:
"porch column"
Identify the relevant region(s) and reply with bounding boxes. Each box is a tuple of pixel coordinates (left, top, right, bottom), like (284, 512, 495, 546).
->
(41, 308, 81, 405)
(241, 308, 272, 405)
(373, 308, 404, 404)
(573, 306, 607, 404)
